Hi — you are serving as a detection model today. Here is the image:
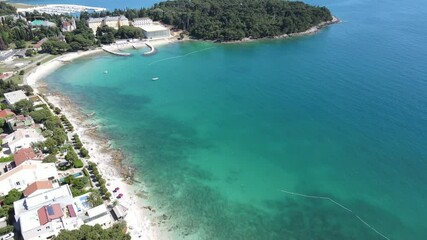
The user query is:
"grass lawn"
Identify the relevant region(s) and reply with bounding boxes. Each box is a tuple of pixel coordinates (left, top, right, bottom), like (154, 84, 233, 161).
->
(8, 54, 56, 84)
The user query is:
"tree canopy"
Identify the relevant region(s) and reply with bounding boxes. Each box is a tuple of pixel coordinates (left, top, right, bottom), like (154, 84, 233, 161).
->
(0, 2, 16, 16)
(87, 0, 333, 41)
(148, 0, 332, 41)
(13, 99, 34, 115)
(54, 224, 131, 240)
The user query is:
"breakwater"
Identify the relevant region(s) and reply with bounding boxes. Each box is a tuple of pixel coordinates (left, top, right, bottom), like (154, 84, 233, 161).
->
(143, 43, 156, 56)
(102, 47, 131, 56)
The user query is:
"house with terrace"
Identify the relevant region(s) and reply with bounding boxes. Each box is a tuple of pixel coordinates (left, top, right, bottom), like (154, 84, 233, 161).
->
(14, 185, 82, 240)
(0, 161, 57, 196)
(3, 128, 44, 154)
(14, 184, 116, 239)
(13, 147, 43, 167)
(7, 115, 35, 131)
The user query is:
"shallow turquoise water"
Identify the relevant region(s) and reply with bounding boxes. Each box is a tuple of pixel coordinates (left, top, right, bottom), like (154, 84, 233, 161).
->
(45, 0, 427, 239)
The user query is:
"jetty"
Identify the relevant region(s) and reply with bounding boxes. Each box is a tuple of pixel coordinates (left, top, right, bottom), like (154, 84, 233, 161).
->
(17, 4, 106, 14)
(102, 47, 131, 56)
(143, 43, 157, 56)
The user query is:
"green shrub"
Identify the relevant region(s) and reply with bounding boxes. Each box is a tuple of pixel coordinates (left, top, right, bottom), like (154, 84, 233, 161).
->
(80, 148, 89, 158)
(54, 107, 61, 114)
(0, 155, 13, 163)
(43, 154, 58, 163)
(73, 159, 84, 168)
(83, 168, 90, 177)
(0, 225, 13, 235)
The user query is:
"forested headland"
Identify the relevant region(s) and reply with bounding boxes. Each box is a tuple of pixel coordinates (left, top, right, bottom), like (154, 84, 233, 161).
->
(88, 0, 333, 41)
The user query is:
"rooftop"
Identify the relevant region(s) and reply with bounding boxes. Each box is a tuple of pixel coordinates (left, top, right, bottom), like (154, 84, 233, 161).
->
(3, 90, 29, 105)
(87, 17, 103, 23)
(140, 24, 169, 32)
(38, 203, 63, 225)
(3, 128, 44, 147)
(31, 19, 56, 27)
(14, 185, 73, 219)
(24, 180, 54, 197)
(14, 147, 42, 166)
(0, 109, 15, 118)
(33, 37, 48, 49)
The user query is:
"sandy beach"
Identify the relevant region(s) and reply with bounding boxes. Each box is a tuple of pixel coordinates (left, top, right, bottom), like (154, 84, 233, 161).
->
(25, 38, 176, 240)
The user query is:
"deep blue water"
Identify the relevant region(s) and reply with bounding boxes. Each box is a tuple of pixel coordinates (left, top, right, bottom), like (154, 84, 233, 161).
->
(43, 0, 427, 239)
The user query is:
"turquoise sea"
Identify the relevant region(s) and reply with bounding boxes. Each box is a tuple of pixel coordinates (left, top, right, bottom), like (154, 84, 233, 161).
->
(42, 0, 427, 239)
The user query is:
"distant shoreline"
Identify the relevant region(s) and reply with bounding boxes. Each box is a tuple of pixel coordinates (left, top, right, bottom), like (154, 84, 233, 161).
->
(221, 16, 340, 44)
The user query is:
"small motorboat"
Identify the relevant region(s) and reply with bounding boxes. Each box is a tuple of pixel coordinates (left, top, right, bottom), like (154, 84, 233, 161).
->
(152, 77, 159, 81)
(104, 70, 108, 74)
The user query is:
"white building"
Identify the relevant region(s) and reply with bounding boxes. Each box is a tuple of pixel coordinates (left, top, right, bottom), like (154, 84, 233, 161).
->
(14, 185, 83, 240)
(3, 90, 29, 105)
(14, 185, 116, 240)
(0, 161, 58, 196)
(87, 15, 129, 34)
(61, 18, 76, 32)
(140, 24, 171, 39)
(132, 17, 153, 28)
(82, 204, 114, 228)
(3, 128, 44, 154)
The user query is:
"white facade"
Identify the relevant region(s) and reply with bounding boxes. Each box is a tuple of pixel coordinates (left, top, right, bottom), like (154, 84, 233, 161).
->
(141, 24, 171, 39)
(132, 17, 153, 28)
(4, 90, 29, 105)
(83, 204, 114, 228)
(3, 128, 44, 154)
(87, 15, 129, 34)
(0, 161, 58, 196)
(87, 17, 103, 34)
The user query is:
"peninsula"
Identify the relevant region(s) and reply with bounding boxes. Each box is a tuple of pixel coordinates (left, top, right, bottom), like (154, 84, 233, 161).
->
(89, 0, 336, 42)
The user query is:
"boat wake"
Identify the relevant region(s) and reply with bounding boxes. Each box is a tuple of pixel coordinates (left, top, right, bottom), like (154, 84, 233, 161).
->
(148, 47, 215, 66)
(279, 189, 391, 240)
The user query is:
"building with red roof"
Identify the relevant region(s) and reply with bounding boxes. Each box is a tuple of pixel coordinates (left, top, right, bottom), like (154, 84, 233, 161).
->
(0, 109, 15, 119)
(37, 204, 63, 225)
(23, 180, 53, 197)
(13, 148, 43, 167)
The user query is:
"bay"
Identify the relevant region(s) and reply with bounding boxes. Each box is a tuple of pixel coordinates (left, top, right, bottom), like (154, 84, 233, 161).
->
(43, 0, 427, 239)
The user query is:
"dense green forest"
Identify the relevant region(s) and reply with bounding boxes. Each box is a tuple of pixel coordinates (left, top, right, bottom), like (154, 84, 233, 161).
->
(1, 0, 333, 50)
(0, 2, 16, 16)
(151, 0, 332, 40)
(86, 0, 333, 41)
